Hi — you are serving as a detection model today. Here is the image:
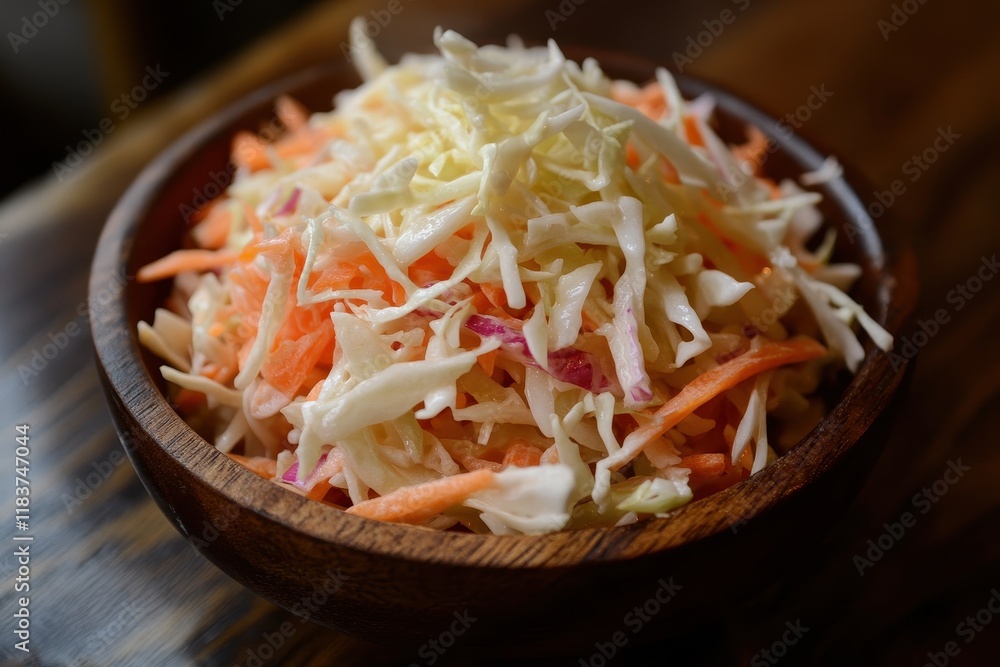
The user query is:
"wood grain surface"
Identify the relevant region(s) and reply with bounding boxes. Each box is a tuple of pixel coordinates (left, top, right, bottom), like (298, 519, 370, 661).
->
(2, 0, 999, 665)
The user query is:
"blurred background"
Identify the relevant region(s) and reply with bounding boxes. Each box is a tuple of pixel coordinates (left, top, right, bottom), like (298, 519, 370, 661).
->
(2, 0, 999, 665)
(3, 0, 995, 203)
(4, 0, 944, 197)
(1, 0, 324, 197)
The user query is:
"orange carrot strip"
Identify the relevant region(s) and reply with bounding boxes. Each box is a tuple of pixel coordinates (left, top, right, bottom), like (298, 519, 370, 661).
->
(173, 388, 206, 413)
(502, 441, 543, 469)
(261, 327, 334, 395)
(232, 131, 269, 171)
(625, 143, 641, 169)
(610, 338, 827, 471)
(275, 131, 320, 161)
(477, 348, 499, 377)
(311, 263, 359, 292)
(612, 81, 667, 120)
(191, 204, 232, 249)
(137, 249, 239, 282)
(480, 282, 508, 309)
(683, 115, 705, 147)
(408, 250, 455, 285)
(733, 126, 771, 177)
(345, 470, 495, 524)
(678, 453, 726, 481)
(228, 453, 277, 480)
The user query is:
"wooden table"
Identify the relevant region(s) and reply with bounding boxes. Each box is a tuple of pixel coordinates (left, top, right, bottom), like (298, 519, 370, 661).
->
(2, 0, 998, 664)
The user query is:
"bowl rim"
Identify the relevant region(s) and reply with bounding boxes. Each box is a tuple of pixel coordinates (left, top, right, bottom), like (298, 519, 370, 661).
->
(89, 54, 916, 569)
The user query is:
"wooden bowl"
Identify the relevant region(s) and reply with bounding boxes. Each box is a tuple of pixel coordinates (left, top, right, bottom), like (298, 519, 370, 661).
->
(89, 52, 917, 654)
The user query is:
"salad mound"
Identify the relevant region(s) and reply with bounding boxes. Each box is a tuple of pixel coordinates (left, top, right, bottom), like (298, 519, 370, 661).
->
(137, 24, 892, 534)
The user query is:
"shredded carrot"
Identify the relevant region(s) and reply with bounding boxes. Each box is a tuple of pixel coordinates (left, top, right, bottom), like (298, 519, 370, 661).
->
(408, 250, 455, 286)
(232, 131, 269, 171)
(678, 453, 726, 481)
(261, 327, 335, 396)
(502, 441, 543, 469)
(469, 289, 512, 320)
(239, 226, 298, 263)
(345, 469, 495, 523)
(480, 282, 508, 309)
(191, 203, 232, 249)
(683, 115, 705, 148)
(306, 478, 335, 501)
(610, 338, 827, 470)
(228, 453, 277, 479)
(274, 131, 320, 162)
(310, 263, 359, 292)
(613, 81, 667, 120)
(733, 126, 771, 177)
(660, 158, 681, 185)
(477, 348, 499, 377)
(137, 249, 239, 283)
(173, 388, 206, 413)
(625, 143, 641, 169)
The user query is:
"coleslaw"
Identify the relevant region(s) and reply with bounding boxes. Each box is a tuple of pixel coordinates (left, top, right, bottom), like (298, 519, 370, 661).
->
(136, 24, 892, 534)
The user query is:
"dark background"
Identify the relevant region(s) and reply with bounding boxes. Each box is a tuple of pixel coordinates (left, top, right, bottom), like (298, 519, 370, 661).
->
(4, 0, 811, 198)
(2, 0, 999, 665)
(1, 0, 325, 198)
